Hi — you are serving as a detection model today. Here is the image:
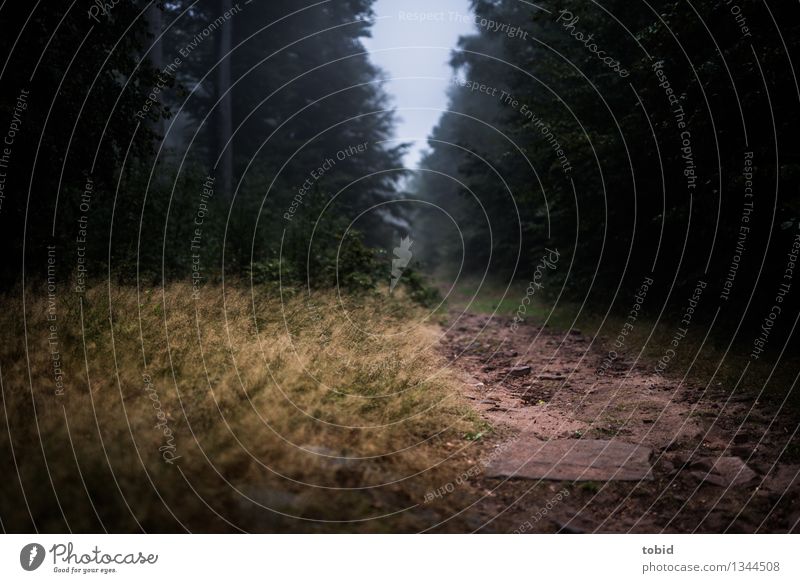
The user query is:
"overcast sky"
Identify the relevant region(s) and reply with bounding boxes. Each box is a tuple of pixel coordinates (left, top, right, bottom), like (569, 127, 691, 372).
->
(363, 0, 475, 168)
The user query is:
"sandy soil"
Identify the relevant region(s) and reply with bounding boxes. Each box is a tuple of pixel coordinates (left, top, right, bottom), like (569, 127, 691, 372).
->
(431, 311, 800, 533)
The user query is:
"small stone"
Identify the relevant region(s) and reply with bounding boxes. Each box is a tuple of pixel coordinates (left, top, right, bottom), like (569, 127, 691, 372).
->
(691, 456, 757, 487)
(509, 365, 532, 377)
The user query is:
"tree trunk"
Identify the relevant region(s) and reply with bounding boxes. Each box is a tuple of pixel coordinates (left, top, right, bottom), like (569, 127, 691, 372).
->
(216, 0, 233, 199)
(147, 2, 164, 140)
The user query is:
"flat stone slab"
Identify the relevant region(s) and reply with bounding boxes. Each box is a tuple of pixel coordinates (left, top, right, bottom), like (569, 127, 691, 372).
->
(485, 438, 653, 481)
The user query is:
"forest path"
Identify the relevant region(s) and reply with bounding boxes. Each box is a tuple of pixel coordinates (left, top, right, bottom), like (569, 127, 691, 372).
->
(437, 311, 799, 533)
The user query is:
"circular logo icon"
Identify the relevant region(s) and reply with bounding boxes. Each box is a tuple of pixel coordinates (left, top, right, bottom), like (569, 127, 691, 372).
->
(20, 543, 46, 571)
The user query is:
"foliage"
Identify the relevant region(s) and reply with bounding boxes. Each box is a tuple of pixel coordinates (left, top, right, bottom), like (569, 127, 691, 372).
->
(0, 1, 166, 286)
(0, 1, 410, 297)
(414, 0, 800, 325)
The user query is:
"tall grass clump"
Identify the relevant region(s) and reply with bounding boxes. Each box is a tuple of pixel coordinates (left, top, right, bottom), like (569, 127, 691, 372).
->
(0, 283, 479, 532)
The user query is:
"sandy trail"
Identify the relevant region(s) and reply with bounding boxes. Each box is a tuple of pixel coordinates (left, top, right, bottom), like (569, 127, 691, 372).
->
(436, 311, 800, 533)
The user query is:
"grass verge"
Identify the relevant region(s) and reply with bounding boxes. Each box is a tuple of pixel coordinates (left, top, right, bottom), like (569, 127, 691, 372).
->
(0, 283, 483, 532)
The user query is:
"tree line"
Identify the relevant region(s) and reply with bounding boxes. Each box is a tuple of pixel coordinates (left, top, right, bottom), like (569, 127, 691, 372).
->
(0, 0, 405, 291)
(413, 0, 800, 335)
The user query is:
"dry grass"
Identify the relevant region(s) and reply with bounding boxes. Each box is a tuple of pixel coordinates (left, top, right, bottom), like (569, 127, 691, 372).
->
(0, 283, 482, 532)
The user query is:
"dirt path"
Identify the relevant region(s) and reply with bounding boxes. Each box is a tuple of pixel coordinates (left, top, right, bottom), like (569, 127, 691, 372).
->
(436, 311, 800, 533)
